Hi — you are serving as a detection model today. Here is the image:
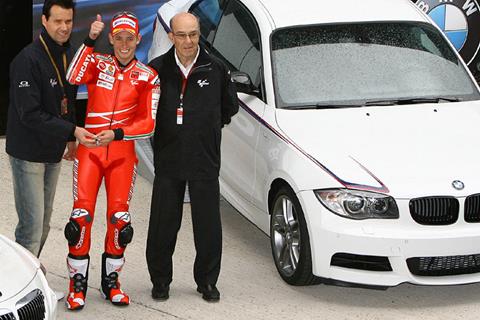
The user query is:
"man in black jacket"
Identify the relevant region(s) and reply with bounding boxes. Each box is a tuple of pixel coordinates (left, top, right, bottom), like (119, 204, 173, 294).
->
(147, 12, 238, 302)
(6, 0, 94, 257)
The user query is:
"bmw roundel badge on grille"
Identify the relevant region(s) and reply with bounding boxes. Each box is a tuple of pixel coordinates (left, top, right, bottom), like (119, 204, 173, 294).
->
(452, 180, 465, 190)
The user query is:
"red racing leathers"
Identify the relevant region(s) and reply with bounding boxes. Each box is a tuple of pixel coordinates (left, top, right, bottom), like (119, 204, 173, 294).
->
(64, 40, 159, 308)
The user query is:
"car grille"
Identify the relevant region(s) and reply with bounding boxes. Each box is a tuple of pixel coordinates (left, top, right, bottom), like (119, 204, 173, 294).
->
(409, 196, 459, 225)
(407, 254, 480, 276)
(464, 193, 480, 223)
(12, 289, 46, 320)
(0, 313, 15, 320)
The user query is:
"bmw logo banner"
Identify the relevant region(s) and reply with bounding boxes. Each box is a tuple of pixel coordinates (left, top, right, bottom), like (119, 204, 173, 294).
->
(414, 0, 480, 76)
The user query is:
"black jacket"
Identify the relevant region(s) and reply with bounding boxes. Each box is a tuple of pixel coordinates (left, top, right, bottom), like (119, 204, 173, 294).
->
(149, 46, 239, 179)
(6, 29, 77, 163)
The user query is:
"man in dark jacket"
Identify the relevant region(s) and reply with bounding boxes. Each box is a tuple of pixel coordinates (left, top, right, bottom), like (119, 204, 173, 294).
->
(6, 0, 94, 257)
(147, 12, 238, 302)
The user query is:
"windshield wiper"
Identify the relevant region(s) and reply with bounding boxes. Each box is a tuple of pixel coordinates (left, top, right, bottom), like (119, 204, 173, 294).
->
(284, 97, 461, 109)
(286, 103, 363, 110)
(364, 97, 461, 106)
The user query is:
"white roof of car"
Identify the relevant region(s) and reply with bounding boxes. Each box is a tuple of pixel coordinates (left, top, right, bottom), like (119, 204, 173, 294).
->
(256, 0, 428, 29)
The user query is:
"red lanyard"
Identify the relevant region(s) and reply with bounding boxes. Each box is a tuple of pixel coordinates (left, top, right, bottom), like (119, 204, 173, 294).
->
(179, 66, 194, 107)
(178, 67, 194, 125)
(179, 76, 188, 107)
(178, 74, 189, 125)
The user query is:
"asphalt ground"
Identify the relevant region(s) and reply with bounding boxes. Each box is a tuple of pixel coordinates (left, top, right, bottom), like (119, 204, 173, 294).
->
(2, 137, 480, 320)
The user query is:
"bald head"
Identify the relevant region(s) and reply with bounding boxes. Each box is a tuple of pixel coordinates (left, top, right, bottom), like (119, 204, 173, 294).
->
(169, 12, 199, 33)
(168, 12, 201, 66)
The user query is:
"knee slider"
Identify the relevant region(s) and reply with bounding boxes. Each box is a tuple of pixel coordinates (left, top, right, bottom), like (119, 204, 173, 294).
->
(65, 208, 91, 246)
(64, 220, 80, 246)
(111, 211, 133, 247)
(119, 224, 134, 247)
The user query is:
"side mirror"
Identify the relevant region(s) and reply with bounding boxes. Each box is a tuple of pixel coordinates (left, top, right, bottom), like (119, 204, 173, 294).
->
(231, 71, 259, 95)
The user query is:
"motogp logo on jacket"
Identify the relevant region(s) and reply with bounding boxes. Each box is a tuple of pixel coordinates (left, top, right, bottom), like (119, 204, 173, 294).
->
(414, 0, 480, 66)
(197, 79, 210, 87)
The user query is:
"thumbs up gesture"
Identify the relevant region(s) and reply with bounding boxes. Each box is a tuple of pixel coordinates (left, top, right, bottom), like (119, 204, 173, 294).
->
(89, 14, 104, 40)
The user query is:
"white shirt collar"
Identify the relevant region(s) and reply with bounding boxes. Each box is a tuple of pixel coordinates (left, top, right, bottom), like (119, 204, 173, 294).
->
(174, 46, 200, 78)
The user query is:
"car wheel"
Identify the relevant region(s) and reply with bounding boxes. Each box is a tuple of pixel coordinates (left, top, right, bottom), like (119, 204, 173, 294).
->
(270, 186, 320, 285)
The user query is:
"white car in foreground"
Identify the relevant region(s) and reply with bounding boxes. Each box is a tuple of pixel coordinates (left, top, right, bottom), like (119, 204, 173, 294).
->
(149, 0, 480, 288)
(0, 234, 57, 319)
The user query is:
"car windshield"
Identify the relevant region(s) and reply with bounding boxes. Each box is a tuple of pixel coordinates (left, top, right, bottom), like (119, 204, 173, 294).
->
(271, 22, 480, 109)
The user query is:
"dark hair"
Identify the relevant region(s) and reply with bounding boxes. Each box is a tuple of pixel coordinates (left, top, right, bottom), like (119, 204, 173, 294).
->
(42, 0, 75, 20)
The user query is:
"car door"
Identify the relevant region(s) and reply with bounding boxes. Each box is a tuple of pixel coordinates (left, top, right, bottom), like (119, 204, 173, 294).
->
(209, 0, 266, 209)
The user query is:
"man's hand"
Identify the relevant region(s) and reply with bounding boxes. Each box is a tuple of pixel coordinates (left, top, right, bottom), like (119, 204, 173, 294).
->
(74, 127, 97, 148)
(95, 130, 115, 147)
(63, 141, 77, 161)
(89, 14, 104, 40)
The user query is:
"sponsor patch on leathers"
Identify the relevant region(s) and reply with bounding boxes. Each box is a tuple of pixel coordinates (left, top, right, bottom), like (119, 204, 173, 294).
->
(97, 79, 113, 90)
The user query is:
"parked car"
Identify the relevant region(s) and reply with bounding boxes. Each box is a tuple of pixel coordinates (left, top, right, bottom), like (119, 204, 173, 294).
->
(147, 0, 480, 288)
(0, 234, 57, 319)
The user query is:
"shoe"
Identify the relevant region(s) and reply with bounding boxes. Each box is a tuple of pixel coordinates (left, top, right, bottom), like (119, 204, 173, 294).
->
(151, 284, 169, 301)
(66, 255, 89, 311)
(100, 272, 130, 306)
(196, 284, 220, 302)
(100, 285, 130, 306)
(101, 254, 130, 306)
(66, 291, 85, 311)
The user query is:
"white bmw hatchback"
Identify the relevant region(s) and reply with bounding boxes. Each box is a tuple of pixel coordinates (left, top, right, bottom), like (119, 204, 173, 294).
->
(0, 234, 57, 319)
(150, 0, 480, 288)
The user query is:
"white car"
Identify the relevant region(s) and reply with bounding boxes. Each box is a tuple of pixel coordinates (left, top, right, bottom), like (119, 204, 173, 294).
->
(0, 234, 57, 319)
(149, 0, 480, 288)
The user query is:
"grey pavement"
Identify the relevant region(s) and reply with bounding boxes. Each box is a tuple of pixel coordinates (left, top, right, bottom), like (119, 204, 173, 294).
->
(2, 136, 480, 319)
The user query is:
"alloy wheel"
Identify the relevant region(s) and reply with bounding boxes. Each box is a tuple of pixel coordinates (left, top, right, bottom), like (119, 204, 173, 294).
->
(271, 195, 301, 277)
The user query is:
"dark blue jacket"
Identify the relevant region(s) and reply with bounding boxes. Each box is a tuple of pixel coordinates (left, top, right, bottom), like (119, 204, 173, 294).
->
(6, 29, 77, 163)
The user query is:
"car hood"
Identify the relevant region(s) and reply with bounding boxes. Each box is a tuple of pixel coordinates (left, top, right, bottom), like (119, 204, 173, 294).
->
(276, 101, 480, 198)
(0, 235, 39, 302)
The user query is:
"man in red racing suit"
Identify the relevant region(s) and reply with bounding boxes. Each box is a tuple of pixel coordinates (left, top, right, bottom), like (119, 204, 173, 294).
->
(64, 12, 159, 310)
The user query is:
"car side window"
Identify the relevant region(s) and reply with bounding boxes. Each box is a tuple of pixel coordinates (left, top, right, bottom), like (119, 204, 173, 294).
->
(190, 0, 228, 45)
(211, 0, 263, 97)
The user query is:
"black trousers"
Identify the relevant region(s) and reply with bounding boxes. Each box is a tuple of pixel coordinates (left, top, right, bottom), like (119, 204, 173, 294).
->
(146, 175, 222, 286)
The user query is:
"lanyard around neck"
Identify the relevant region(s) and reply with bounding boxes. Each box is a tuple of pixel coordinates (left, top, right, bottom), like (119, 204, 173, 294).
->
(39, 34, 67, 89)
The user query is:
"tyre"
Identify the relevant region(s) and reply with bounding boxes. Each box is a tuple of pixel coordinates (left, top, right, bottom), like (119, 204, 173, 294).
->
(269, 186, 320, 285)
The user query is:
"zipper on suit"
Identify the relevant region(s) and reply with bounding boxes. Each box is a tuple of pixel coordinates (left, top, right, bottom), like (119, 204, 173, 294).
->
(106, 68, 123, 160)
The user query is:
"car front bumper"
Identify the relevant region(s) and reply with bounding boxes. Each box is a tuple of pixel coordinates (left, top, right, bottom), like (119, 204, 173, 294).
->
(299, 190, 480, 287)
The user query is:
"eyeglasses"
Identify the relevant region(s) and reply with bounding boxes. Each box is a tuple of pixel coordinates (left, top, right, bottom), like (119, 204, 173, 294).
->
(113, 11, 138, 20)
(172, 31, 200, 40)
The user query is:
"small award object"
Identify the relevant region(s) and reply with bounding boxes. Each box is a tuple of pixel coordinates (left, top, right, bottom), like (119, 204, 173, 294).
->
(61, 95, 68, 115)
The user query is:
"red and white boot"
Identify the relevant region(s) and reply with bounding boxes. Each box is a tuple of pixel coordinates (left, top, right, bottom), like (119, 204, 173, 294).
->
(100, 253, 130, 306)
(66, 255, 89, 311)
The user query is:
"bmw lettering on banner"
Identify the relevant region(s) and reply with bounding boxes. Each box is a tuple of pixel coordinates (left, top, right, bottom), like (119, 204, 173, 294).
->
(414, 0, 480, 77)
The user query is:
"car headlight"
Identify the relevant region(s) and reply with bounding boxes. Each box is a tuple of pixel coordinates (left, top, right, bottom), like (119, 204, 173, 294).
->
(315, 189, 399, 219)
